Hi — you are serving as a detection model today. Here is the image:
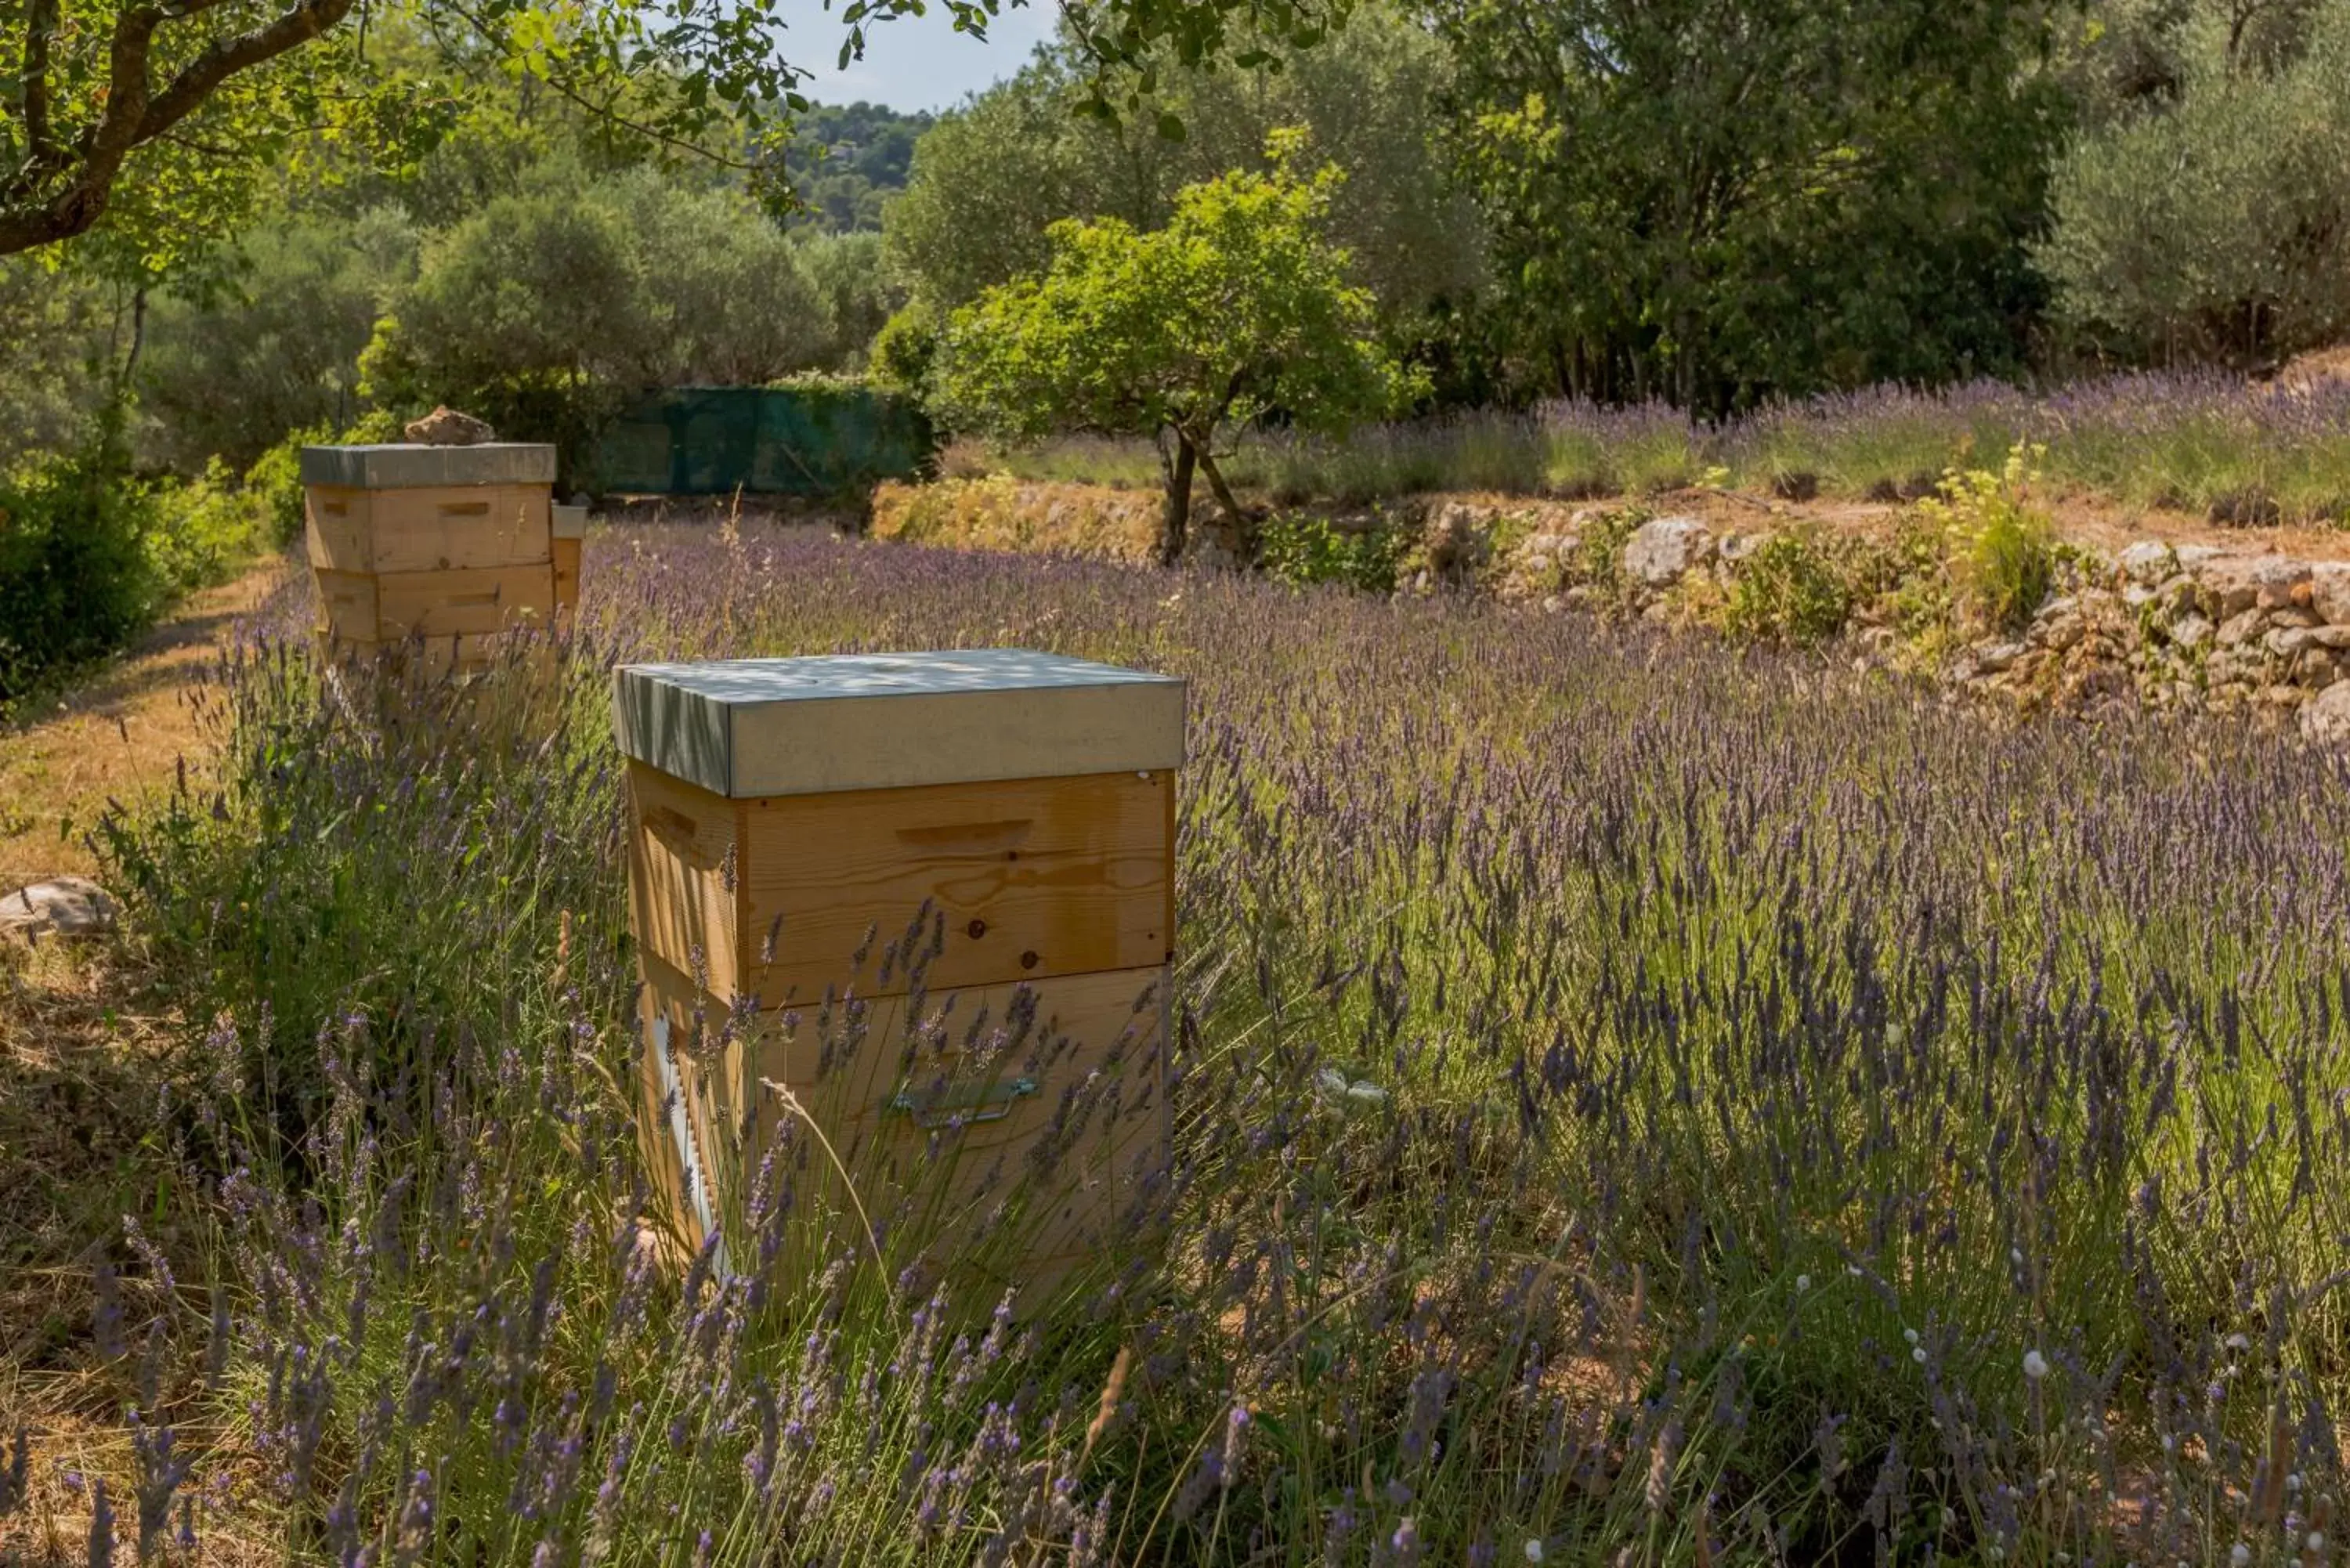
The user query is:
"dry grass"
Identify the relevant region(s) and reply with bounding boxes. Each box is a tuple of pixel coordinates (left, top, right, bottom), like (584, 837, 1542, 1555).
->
(2, 562, 286, 1567)
(0, 560, 289, 888)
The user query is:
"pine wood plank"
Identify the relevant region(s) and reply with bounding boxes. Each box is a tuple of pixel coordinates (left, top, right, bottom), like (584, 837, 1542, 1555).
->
(730, 770, 1173, 1006)
(633, 953, 1171, 1292)
(304, 485, 553, 573)
(626, 762, 744, 997)
(551, 537, 581, 618)
(313, 569, 378, 641)
(371, 564, 556, 638)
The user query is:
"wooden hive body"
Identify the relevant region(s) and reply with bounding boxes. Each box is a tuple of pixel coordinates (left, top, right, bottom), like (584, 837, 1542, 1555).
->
(613, 651, 1186, 1299)
(302, 444, 577, 672)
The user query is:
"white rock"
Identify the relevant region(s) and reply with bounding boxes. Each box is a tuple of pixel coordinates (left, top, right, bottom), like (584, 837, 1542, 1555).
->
(2196, 558, 2265, 619)
(1975, 641, 2029, 674)
(2311, 562, 2350, 624)
(1719, 531, 1770, 565)
(2294, 700, 2350, 761)
(0, 876, 116, 940)
(2266, 627, 2316, 657)
(2218, 609, 2266, 647)
(1622, 515, 1715, 587)
(2298, 683, 2350, 746)
(2118, 541, 2175, 586)
(2171, 613, 2216, 649)
(2251, 558, 2312, 611)
(2310, 626, 2350, 649)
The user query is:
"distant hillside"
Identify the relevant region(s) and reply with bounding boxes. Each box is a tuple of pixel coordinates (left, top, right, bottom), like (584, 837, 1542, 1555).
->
(790, 102, 934, 231)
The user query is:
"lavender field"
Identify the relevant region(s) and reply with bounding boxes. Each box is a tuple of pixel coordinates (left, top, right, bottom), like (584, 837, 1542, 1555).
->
(984, 370, 2350, 525)
(18, 521, 2350, 1566)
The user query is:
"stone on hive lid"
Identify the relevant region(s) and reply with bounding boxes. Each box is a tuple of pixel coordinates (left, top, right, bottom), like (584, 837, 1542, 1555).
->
(404, 406, 496, 446)
(612, 649, 1187, 799)
(299, 443, 559, 490)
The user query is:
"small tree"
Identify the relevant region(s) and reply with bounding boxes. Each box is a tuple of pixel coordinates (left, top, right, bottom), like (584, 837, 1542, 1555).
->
(931, 134, 1419, 565)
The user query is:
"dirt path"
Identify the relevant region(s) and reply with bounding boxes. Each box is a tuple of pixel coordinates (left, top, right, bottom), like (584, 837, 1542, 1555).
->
(1, 557, 291, 888)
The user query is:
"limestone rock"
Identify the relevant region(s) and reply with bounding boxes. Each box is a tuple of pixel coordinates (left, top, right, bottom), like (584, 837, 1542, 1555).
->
(1719, 531, 1770, 565)
(1622, 515, 1714, 587)
(2117, 541, 2175, 586)
(2311, 562, 2350, 624)
(2251, 557, 2312, 610)
(2217, 608, 2265, 647)
(403, 406, 497, 446)
(2301, 681, 2350, 746)
(1423, 502, 1492, 583)
(1974, 641, 2029, 674)
(2171, 613, 2215, 650)
(2196, 557, 2265, 619)
(2265, 626, 2316, 657)
(1, 876, 117, 940)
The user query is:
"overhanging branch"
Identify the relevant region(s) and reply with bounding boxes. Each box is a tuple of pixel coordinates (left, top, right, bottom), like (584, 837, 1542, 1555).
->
(0, 0, 356, 255)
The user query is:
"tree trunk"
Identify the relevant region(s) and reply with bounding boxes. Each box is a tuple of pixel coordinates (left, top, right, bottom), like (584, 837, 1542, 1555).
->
(1158, 430, 1195, 568)
(1196, 447, 1249, 562)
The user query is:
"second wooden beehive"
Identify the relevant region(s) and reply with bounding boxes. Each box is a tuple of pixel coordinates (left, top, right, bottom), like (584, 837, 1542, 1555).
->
(302, 443, 575, 672)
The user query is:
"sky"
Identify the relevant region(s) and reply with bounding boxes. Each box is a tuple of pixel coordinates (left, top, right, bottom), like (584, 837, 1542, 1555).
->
(779, 0, 1060, 112)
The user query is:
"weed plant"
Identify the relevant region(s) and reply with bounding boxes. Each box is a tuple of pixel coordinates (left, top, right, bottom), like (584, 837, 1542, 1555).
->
(20, 523, 2350, 1566)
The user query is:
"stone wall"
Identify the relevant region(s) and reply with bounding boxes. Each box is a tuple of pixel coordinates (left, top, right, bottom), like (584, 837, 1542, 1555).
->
(867, 476, 2350, 742)
(1442, 499, 2350, 744)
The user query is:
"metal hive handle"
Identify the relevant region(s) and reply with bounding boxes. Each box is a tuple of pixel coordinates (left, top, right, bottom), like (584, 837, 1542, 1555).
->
(888, 1075, 1039, 1129)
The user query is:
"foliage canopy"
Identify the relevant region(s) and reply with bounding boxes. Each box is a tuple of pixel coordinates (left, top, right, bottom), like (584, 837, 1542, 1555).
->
(1432, 0, 2070, 411)
(932, 139, 1419, 562)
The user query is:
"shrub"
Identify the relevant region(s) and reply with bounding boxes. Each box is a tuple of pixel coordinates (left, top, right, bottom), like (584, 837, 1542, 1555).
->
(870, 303, 942, 394)
(241, 425, 320, 547)
(1919, 445, 2057, 633)
(1720, 529, 1853, 645)
(1259, 511, 1412, 591)
(145, 461, 266, 591)
(0, 443, 164, 703)
(1571, 503, 1645, 601)
(138, 208, 420, 473)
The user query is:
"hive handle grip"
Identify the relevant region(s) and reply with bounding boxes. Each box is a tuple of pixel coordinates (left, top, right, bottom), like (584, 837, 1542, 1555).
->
(887, 1076, 1038, 1129)
(895, 818, 1035, 854)
(642, 805, 717, 869)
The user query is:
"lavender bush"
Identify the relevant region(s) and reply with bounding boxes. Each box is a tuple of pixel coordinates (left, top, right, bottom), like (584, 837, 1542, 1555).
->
(976, 370, 2350, 524)
(23, 522, 2350, 1566)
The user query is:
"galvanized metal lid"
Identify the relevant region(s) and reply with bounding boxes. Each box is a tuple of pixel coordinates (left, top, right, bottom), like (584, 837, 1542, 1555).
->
(300, 443, 559, 490)
(613, 650, 1188, 798)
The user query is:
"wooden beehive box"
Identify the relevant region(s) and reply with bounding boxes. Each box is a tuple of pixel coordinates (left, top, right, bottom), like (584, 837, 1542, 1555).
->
(612, 650, 1186, 1291)
(301, 443, 562, 670)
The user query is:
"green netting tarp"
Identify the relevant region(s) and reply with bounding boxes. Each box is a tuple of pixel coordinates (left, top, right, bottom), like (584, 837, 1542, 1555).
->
(583, 385, 935, 497)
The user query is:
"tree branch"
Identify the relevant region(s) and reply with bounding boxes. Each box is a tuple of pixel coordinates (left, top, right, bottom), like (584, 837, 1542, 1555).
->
(0, 0, 354, 255)
(136, 0, 357, 144)
(20, 0, 59, 164)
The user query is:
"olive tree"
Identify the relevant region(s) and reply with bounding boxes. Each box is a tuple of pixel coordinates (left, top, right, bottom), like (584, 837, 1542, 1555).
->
(2039, 0, 2350, 363)
(931, 139, 1419, 565)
